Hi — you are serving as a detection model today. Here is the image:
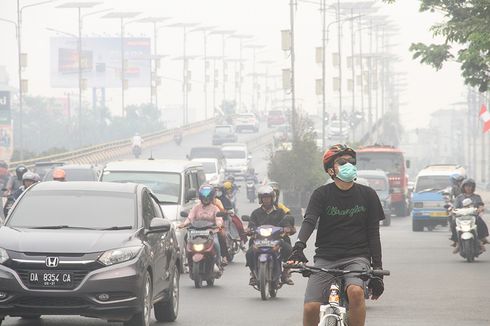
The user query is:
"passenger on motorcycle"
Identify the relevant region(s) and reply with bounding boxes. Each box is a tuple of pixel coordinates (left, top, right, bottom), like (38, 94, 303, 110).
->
(246, 185, 295, 286)
(178, 184, 226, 268)
(288, 144, 385, 326)
(450, 178, 489, 253)
(268, 181, 292, 215)
(449, 172, 465, 200)
(223, 180, 238, 211)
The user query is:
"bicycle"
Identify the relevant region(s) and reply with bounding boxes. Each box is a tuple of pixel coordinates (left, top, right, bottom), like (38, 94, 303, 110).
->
(285, 263, 390, 326)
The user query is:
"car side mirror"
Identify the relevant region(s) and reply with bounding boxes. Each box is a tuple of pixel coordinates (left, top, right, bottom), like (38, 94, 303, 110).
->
(186, 189, 197, 202)
(406, 160, 411, 169)
(180, 211, 189, 218)
(241, 215, 250, 222)
(147, 218, 171, 234)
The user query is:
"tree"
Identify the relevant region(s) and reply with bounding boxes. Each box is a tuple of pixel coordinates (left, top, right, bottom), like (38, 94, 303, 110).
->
(268, 113, 325, 196)
(386, 0, 490, 92)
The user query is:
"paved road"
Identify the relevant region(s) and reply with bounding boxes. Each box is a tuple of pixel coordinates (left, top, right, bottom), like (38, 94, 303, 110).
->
(3, 128, 490, 325)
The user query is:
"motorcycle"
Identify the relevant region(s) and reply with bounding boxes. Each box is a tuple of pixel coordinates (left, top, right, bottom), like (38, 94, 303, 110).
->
(453, 207, 481, 262)
(222, 210, 244, 262)
(243, 216, 285, 300)
(245, 177, 256, 203)
(173, 133, 183, 146)
(185, 219, 223, 288)
(132, 145, 142, 159)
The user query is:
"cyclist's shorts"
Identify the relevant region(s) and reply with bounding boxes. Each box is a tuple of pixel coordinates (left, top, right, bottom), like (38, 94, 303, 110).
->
(304, 256, 370, 303)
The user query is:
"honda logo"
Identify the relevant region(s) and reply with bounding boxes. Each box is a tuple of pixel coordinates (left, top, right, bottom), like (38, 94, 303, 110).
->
(45, 257, 59, 268)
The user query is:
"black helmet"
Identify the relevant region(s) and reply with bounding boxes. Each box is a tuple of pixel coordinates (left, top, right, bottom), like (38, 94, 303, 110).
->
(15, 165, 28, 180)
(461, 178, 476, 193)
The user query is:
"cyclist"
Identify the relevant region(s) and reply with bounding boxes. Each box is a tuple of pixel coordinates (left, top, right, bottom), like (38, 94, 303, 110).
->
(288, 144, 385, 326)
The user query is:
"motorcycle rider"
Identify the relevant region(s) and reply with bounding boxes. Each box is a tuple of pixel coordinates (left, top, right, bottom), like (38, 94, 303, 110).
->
(288, 144, 385, 326)
(450, 178, 489, 253)
(223, 180, 238, 211)
(178, 184, 227, 268)
(4, 171, 40, 216)
(246, 185, 295, 286)
(6, 165, 28, 194)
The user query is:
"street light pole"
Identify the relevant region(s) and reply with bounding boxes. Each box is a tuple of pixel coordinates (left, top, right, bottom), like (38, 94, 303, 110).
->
(289, 0, 297, 142)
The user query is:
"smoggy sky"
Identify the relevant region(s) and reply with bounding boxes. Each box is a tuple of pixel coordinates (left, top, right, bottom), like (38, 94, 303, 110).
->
(0, 0, 467, 129)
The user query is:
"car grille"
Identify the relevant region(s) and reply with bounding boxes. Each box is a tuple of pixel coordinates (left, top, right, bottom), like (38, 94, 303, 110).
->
(15, 269, 90, 289)
(16, 296, 88, 308)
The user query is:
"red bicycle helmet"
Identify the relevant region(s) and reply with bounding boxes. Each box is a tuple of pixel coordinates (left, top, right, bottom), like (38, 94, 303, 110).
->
(322, 144, 356, 172)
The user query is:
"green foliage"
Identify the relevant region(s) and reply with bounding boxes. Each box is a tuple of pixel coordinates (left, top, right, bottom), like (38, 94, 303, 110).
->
(386, 0, 490, 92)
(268, 114, 325, 192)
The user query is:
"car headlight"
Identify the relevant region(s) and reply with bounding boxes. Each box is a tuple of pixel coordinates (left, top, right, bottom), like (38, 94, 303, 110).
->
(98, 246, 142, 266)
(0, 248, 9, 264)
(259, 228, 273, 237)
(193, 244, 205, 252)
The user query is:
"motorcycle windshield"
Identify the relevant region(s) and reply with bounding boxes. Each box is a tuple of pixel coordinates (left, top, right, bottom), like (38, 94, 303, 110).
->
(190, 220, 216, 229)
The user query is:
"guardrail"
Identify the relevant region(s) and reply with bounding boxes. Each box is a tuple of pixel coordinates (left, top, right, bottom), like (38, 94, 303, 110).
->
(9, 118, 217, 170)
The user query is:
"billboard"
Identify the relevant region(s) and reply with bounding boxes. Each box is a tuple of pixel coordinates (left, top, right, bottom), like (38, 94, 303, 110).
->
(50, 37, 151, 88)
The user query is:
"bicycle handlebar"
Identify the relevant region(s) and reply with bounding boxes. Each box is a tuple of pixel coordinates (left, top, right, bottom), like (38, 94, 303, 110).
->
(283, 263, 390, 277)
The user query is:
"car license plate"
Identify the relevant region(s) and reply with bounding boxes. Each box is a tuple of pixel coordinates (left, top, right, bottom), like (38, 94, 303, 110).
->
(430, 211, 447, 217)
(28, 271, 74, 288)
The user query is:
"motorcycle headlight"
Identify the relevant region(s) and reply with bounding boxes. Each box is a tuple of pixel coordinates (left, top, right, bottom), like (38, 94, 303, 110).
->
(0, 248, 9, 264)
(259, 228, 273, 237)
(193, 244, 205, 252)
(98, 246, 142, 266)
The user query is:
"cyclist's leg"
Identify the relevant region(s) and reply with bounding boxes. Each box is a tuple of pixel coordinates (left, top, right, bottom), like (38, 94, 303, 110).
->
(343, 257, 370, 326)
(303, 257, 334, 326)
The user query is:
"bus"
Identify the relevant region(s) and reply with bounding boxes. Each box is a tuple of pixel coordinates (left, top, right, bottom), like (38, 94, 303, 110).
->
(356, 145, 411, 217)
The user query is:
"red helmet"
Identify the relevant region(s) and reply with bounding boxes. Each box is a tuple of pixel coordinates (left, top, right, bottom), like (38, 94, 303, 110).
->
(322, 144, 356, 172)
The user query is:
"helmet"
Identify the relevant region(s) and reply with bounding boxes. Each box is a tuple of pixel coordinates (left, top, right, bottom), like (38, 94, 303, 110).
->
(225, 175, 235, 183)
(0, 160, 8, 169)
(198, 184, 215, 205)
(450, 172, 464, 183)
(22, 171, 40, 183)
(15, 165, 28, 179)
(52, 168, 66, 180)
(322, 144, 356, 172)
(258, 185, 276, 204)
(223, 181, 233, 190)
(461, 178, 476, 192)
(268, 181, 280, 204)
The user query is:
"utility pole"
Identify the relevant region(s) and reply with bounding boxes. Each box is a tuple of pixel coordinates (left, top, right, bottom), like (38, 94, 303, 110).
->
(321, 0, 326, 150)
(290, 0, 297, 142)
(350, 8, 356, 143)
(336, 0, 343, 137)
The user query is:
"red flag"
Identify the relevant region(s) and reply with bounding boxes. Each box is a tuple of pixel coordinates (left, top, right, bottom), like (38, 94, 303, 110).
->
(480, 104, 490, 133)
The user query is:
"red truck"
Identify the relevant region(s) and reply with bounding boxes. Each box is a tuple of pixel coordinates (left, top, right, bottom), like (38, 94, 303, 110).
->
(356, 145, 411, 217)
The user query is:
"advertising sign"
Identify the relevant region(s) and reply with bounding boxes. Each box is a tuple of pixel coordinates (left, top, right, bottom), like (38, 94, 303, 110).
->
(50, 37, 151, 88)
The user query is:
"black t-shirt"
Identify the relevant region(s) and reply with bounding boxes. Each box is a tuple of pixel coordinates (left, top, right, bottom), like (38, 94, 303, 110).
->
(249, 207, 290, 229)
(304, 182, 384, 266)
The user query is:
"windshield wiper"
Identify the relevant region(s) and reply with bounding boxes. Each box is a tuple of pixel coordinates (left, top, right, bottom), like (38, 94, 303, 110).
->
(28, 225, 97, 230)
(99, 226, 133, 230)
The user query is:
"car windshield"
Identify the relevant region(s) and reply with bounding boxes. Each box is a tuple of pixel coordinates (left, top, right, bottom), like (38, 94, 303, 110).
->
(223, 150, 246, 159)
(200, 162, 217, 174)
(356, 152, 404, 174)
(7, 190, 135, 229)
(44, 168, 96, 181)
(215, 126, 232, 134)
(363, 177, 388, 191)
(190, 148, 222, 159)
(101, 171, 181, 204)
(415, 176, 451, 192)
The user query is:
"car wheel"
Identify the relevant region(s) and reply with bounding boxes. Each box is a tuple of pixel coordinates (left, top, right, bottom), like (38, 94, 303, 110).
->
(154, 268, 179, 322)
(124, 271, 152, 326)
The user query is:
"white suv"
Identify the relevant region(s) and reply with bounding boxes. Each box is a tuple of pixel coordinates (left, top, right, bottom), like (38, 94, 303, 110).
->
(234, 113, 259, 133)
